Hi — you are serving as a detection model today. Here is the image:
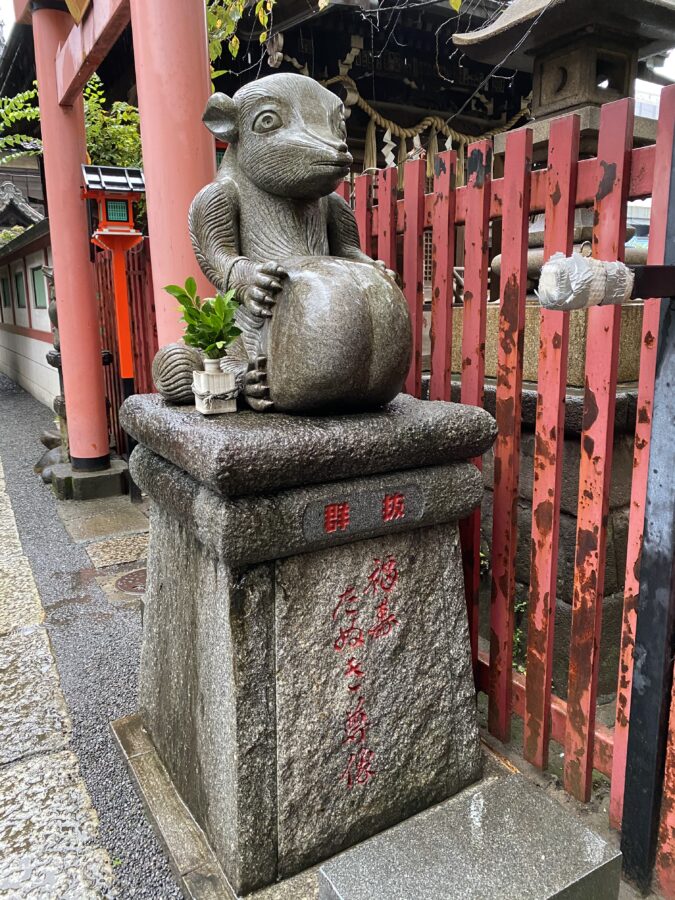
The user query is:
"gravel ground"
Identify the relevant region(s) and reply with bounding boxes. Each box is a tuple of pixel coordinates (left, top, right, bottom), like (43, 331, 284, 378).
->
(0, 374, 181, 899)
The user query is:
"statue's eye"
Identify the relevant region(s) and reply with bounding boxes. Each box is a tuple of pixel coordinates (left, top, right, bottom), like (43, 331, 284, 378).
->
(253, 110, 282, 134)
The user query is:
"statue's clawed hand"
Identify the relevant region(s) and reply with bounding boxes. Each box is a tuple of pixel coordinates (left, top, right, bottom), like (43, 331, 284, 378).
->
(373, 258, 399, 284)
(244, 357, 273, 412)
(230, 260, 287, 318)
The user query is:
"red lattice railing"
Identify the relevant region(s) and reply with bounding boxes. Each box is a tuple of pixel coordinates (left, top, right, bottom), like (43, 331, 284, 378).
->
(345, 88, 675, 893)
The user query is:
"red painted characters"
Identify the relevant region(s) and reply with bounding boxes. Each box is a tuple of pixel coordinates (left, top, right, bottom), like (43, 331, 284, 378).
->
(332, 555, 401, 788)
(382, 492, 406, 522)
(324, 501, 351, 534)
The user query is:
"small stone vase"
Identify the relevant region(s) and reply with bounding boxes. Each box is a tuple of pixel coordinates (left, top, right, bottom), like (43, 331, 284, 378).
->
(193, 358, 237, 415)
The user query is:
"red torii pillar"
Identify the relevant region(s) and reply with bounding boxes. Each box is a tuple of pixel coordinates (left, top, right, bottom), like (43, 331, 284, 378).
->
(23, 3, 111, 470)
(129, 0, 216, 345)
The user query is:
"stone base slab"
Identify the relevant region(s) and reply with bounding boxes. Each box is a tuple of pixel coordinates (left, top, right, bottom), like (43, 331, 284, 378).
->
(112, 717, 620, 900)
(318, 774, 621, 900)
(120, 393, 496, 498)
(112, 713, 234, 899)
(51, 459, 129, 501)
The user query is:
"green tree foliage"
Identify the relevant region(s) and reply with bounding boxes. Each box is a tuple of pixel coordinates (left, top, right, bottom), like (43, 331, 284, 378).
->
(82, 74, 142, 167)
(0, 86, 41, 166)
(0, 225, 25, 247)
(207, 0, 275, 61)
(0, 75, 141, 168)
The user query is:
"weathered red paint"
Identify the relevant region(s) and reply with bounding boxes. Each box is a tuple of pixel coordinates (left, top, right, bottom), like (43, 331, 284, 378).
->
(656, 660, 675, 896)
(376, 167, 398, 273)
(330, 95, 668, 825)
(563, 98, 634, 804)
(364, 145, 655, 243)
(524, 114, 580, 770)
(429, 150, 457, 402)
(354, 173, 373, 258)
(611, 84, 675, 831)
(336, 180, 351, 204)
(477, 653, 613, 776)
(402, 159, 425, 398)
(488, 127, 532, 742)
(459, 139, 492, 663)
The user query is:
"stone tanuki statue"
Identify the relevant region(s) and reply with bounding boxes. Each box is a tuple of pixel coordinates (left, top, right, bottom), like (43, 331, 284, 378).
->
(188, 72, 412, 414)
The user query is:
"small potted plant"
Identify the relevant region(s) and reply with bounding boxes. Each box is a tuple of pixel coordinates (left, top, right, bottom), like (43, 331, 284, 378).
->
(164, 278, 241, 415)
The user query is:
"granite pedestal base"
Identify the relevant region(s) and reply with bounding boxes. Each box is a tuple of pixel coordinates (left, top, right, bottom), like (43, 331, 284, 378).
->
(120, 395, 497, 895)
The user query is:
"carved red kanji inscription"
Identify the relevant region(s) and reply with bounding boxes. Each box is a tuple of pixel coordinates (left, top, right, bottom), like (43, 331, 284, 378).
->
(324, 502, 350, 534)
(331, 554, 402, 788)
(340, 747, 376, 788)
(382, 492, 406, 522)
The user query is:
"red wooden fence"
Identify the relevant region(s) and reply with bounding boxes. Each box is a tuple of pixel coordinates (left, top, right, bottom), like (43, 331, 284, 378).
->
(346, 88, 675, 891)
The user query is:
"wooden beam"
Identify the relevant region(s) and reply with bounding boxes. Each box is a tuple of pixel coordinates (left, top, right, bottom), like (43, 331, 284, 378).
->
(55, 0, 130, 107)
(13, 1, 31, 26)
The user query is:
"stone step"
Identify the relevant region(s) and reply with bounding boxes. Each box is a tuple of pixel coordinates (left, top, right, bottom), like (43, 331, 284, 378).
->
(318, 774, 621, 900)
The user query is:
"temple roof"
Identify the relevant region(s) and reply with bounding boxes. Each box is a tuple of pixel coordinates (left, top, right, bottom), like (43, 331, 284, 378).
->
(0, 182, 43, 229)
(453, 0, 675, 70)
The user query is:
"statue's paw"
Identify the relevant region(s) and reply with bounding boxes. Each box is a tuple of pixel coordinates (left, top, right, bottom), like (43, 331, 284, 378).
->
(244, 362, 273, 412)
(243, 263, 287, 318)
(373, 258, 399, 283)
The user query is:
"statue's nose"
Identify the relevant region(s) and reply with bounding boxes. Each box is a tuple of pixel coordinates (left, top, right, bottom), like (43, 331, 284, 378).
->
(336, 140, 349, 154)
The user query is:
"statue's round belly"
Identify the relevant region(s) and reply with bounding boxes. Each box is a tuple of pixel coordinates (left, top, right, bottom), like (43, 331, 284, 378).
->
(265, 256, 412, 413)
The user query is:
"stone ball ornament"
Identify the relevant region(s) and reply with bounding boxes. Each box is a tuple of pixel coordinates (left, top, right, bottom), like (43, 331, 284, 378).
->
(151, 342, 204, 405)
(188, 72, 412, 414)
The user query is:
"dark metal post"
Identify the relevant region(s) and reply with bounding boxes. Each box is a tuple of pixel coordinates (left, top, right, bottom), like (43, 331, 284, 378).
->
(621, 137, 675, 888)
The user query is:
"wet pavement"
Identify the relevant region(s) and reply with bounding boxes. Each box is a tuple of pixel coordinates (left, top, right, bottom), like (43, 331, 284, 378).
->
(0, 374, 181, 898)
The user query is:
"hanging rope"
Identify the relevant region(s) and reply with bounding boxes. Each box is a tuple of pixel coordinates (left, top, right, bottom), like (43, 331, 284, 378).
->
(363, 116, 378, 172)
(280, 60, 532, 184)
(322, 74, 530, 150)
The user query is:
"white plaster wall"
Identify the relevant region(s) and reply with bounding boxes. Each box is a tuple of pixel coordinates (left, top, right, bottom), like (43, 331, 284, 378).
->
(0, 329, 59, 409)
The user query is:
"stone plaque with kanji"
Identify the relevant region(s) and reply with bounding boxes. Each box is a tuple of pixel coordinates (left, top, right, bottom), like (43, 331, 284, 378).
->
(275, 523, 481, 877)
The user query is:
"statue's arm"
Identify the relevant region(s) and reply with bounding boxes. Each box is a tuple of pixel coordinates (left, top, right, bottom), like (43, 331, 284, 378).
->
(188, 178, 285, 318)
(188, 179, 242, 293)
(326, 192, 373, 263)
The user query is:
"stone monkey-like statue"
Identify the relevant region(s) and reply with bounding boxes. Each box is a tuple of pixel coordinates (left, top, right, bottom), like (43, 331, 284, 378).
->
(189, 73, 411, 413)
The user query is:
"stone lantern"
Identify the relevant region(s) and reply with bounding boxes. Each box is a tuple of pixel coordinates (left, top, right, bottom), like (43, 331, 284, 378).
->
(454, 0, 675, 155)
(454, 0, 675, 119)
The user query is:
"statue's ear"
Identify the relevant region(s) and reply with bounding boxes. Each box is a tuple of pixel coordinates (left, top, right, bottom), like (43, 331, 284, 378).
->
(202, 93, 238, 142)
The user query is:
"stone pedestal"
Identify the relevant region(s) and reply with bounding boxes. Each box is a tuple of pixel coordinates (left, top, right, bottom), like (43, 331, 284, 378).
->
(118, 394, 496, 896)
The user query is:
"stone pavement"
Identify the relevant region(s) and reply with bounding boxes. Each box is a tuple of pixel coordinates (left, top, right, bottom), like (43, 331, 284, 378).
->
(0, 374, 180, 898)
(0, 453, 114, 897)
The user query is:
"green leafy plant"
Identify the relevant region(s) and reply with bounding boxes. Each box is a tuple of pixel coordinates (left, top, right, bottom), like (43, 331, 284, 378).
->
(207, 0, 275, 61)
(0, 85, 41, 166)
(0, 75, 141, 168)
(164, 278, 241, 360)
(82, 74, 142, 168)
(0, 225, 26, 247)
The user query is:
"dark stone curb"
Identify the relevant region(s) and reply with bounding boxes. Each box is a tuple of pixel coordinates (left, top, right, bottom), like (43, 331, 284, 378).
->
(51, 459, 129, 500)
